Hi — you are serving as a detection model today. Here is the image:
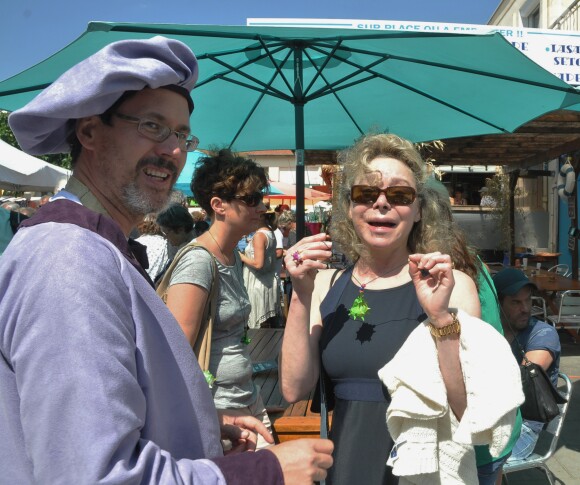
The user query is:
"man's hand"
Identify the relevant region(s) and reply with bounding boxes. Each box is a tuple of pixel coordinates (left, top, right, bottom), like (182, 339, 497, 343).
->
(269, 439, 334, 484)
(217, 411, 274, 453)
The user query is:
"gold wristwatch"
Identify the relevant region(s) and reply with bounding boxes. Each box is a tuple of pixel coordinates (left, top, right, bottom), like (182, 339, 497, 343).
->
(428, 311, 461, 338)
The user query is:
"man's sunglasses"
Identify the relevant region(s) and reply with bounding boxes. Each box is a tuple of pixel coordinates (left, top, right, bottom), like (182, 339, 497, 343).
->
(232, 192, 264, 207)
(350, 185, 417, 206)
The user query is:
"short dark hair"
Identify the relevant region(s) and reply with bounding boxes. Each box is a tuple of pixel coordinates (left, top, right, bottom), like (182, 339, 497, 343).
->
(191, 149, 268, 216)
(156, 203, 194, 233)
(194, 220, 210, 235)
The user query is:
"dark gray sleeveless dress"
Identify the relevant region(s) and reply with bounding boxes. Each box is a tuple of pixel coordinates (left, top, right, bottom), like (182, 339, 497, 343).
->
(320, 270, 423, 485)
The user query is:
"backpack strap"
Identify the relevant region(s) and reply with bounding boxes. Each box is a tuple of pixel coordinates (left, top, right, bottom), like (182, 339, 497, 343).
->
(156, 242, 218, 372)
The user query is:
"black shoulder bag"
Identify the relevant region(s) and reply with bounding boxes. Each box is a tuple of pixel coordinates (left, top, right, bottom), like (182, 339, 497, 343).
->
(514, 343, 567, 423)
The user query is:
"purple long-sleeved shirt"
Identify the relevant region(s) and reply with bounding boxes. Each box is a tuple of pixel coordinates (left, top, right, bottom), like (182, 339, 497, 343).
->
(0, 200, 282, 484)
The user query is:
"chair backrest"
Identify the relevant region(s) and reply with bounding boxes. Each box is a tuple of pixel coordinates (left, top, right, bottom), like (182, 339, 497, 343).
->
(548, 264, 570, 277)
(542, 373, 572, 461)
(557, 290, 580, 320)
(531, 296, 547, 321)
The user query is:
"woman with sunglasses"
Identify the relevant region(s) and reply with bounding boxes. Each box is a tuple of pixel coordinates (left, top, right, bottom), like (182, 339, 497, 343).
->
(163, 149, 274, 449)
(280, 134, 484, 484)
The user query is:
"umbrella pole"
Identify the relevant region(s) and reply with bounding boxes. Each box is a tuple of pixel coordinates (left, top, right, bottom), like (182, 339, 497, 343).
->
(294, 45, 305, 241)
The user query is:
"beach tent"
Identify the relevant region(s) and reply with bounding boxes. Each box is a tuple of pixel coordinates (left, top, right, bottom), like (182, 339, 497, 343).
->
(0, 139, 70, 192)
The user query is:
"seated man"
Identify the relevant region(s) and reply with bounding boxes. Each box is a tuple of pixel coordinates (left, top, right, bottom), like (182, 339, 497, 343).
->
(493, 268, 561, 462)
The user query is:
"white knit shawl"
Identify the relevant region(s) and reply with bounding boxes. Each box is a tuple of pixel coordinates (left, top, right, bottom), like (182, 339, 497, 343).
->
(378, 310, 524, 484)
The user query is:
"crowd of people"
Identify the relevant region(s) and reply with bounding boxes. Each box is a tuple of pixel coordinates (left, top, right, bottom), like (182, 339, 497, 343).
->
(0, 35, 564, 485)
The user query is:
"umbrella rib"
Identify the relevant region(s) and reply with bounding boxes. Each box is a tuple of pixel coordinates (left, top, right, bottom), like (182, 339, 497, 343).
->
(301, 41, 343, 96)
(228, 67, 291, 147)
(318, 71, 510, 133)
(301, 48, 365, 136)
(258, 37, 295, 94)
(200, 56, 291, 100)
(386, 52, 580, 94)
(305, 45, 389, 98)
(205, 75, 291, 102)
(195, 40, 286, 61)
(0, 84, 51, 96)
(303, 47, 511, 132)
(323, 42, 580, 95)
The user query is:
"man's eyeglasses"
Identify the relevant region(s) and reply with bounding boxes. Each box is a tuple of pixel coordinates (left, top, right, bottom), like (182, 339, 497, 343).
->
(232, 192, 264, 207)
(114, 112, 199, 152)
(350, 185, 417, 206)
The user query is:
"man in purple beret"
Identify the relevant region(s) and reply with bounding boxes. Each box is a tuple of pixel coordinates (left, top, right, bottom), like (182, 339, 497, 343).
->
(0, 36, 332, 484)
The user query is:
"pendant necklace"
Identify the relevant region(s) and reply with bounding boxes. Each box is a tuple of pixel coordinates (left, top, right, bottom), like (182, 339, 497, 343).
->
(349, 261, 408, 321)
(207, 230, 230, 265)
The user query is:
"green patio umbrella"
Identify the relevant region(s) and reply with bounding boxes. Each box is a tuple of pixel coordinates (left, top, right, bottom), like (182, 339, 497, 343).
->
(1, 22, 580, 237)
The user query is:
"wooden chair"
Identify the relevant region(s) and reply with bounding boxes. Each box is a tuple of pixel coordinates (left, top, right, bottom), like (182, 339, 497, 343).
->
(503, 373, 572, 485)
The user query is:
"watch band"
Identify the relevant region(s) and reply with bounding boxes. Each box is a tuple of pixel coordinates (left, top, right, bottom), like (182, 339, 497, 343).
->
(428, 311, 461, 338)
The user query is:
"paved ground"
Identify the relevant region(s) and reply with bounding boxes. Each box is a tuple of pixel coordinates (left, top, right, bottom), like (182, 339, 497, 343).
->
(502, 329, 580, 485)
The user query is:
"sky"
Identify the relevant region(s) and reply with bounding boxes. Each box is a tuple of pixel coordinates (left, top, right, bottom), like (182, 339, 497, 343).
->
(0, 0, 501, 82)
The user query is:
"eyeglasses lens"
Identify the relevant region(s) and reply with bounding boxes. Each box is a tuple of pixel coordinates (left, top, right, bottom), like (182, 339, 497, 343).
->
(350, 185, 416, 205)
(115, 113, 199, 153)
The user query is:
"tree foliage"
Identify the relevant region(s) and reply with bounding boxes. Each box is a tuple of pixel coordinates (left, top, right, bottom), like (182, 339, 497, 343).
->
(0, 110, 71, 169)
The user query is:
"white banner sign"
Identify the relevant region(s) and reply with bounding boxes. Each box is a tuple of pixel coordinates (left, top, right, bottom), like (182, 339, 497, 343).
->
(248, 18, 580, 86)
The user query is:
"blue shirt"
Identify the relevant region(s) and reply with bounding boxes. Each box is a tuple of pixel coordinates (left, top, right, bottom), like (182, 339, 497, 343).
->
(511, 318, 561, 387)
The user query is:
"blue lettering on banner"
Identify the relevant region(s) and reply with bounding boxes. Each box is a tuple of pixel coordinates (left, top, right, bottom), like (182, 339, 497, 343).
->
(549, 44, 580, 54)
(554, 57, 580, 66)
(558, 73, 580, 84)
(498, 29, 514, 37)
(453, 26, 478, 32)
(357, 23, 382, 29)
(511, 41, 528, 51)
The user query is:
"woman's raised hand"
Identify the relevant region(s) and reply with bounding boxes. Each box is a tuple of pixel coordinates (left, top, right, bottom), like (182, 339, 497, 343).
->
(284, 233, 333, 294)
(408, 252, 455, 326)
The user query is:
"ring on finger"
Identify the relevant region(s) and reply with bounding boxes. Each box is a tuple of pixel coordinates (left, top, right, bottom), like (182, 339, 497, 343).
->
(292, 250, 303, 265)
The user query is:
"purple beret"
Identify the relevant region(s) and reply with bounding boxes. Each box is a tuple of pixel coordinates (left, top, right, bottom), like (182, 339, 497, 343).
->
(9, 36, 198, 155)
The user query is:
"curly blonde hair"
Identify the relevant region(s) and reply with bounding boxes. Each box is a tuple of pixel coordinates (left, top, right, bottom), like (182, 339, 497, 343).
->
(330, 133, 458, 264)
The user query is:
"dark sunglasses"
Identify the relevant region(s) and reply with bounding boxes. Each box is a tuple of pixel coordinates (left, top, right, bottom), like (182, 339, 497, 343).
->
(350, 185, 417, 206)
(232, 192, 264, 207)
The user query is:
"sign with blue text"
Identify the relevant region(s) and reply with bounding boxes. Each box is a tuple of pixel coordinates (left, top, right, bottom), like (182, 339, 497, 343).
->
(248, 18, 580, 86)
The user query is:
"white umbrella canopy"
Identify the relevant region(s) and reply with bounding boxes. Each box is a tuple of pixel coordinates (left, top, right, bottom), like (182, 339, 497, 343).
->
(0, 139, 70, 192)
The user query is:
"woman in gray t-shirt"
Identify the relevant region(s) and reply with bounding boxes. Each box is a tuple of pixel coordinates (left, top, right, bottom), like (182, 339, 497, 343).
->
(164, 150, 273, 449)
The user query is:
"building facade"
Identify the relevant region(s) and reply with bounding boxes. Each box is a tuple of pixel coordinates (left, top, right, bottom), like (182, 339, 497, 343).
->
(488, 0, 580, 264)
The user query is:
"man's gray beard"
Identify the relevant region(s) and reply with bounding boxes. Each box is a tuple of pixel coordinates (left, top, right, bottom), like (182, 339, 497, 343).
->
(122, 182, 169, 216)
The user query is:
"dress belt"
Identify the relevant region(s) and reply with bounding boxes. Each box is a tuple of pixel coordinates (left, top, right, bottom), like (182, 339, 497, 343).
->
(333, 378, 390, 402)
